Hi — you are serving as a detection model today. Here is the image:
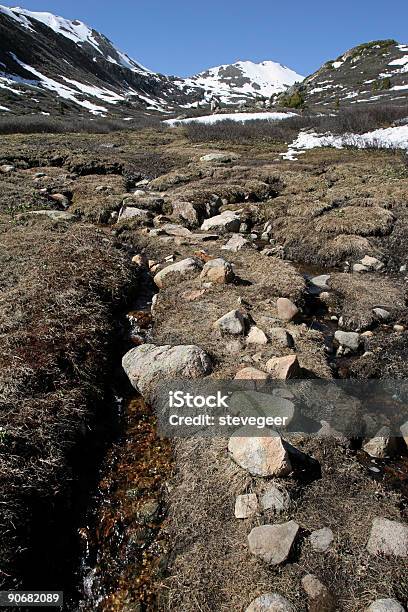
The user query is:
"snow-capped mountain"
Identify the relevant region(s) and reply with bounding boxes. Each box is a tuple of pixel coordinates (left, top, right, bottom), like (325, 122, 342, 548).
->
(0, 5, 303, 117)
(0, 5, 203, 117)
(185, 61, 304, 104)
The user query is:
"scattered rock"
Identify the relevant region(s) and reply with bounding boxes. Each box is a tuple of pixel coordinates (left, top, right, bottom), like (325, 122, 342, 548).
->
(222, 233, 250, 252)
(266, 355, 301, 380)
(118, 206, 153, 223)
(301, 574, 334, 612)
(0, 164, 14, 173)
(361, 255, 384, 271)
(373, 308, 391, 321)
(234, 367, 269, 381)
(201, 210, 241, 233)
(159, 223, 193, 237)
(235, 494, 258, 519)
(260, 485, 291, 513)
(200, 153, 237, 163)
(334, 330, 360, 352)
(49, 193, 70, 208)
(200, 257, 235, 284)
(367, 518, 408, 557)
(363, 426, 398, 458)
(276, 298, 299, 322)
(228, 433, 292, 477)
(122, 344, 212, 400)
(268, 328, 294, 348)
(154, 258, 200, 288)
(245, 593, 295, 612)
(310, 275, 331, 291)
(310, 527, 334, 552)
(247, 521, 299, 565)
(172, 200, 201, 226)
(366, 599, 405, 612)
(317, 420, 349, 445)
(247, 326, 269, 345)
(353, 263, 370, 273)
(214, 309, 246, 335)
(27, 210, 74, 221)
(394, 325, 405, 332)
(131, 253, 148, 267)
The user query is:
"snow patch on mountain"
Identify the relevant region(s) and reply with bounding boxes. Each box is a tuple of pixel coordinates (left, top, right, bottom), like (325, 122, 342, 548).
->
(182, 60, 304, 104)
(0, 5, 152, 74)
(10, 53, 108, 114)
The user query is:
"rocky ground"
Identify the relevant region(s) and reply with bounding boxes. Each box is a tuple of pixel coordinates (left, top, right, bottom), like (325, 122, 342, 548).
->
(1, 127, 408, 611)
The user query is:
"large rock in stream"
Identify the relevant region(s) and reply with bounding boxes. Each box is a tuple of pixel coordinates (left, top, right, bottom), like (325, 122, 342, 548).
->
(122, 344, 212, 400)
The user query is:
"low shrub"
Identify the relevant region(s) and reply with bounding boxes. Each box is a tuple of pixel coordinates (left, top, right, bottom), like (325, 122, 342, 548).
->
(0, 114, 160, 134)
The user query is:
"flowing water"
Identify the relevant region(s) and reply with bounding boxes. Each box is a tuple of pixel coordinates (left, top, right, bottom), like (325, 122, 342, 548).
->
(67, 261, 407, 610)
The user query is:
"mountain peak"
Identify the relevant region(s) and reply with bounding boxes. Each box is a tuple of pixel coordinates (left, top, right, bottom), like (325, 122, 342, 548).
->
(188, 59, 304, 103)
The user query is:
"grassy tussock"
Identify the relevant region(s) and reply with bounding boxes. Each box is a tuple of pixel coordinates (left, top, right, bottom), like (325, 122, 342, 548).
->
(0, 216, 137, 588)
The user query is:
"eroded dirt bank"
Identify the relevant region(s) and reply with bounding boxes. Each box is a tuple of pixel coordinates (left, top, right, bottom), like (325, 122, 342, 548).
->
(1, 129, 408, 611)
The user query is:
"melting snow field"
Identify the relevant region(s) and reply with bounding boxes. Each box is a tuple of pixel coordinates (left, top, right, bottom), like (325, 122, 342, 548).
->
(164, 111, 298, 127)
(282, 125, 408, 160)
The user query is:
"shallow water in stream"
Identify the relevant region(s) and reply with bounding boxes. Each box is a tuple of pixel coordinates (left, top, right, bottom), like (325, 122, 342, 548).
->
(69, 259, 407, 610)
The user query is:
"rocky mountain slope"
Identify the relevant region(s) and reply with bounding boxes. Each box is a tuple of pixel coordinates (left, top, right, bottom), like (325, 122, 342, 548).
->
(0, 6, 302, 118)
(284, 40, 408, 111)
(0, 5, 204, 117)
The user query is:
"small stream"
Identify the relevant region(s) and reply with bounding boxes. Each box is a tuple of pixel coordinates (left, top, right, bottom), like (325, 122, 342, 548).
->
(72, 272, 174, 612)
(67, 258, 407, 610)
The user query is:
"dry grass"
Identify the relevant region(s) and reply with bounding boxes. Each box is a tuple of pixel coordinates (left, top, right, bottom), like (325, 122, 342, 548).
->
(315, 206, 395, 237)
(157, 437, 408, 612)
(0, 215, 138, 589)
(329, 272, 406, 331)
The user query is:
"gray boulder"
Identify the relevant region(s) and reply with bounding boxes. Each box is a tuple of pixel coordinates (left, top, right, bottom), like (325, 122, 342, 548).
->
(248, 521, 299, 565)
(122, 344, 212, 400)
(235, 494, 258, 519)
(222, 234, 250, 252)
(245, 593, 295, 612)
(201, 210, 241, 233)
(154, 258, 200, 288)
(228, 432, 292, 477)
(366, 599, 405, 612)
(301, 574, 334, 612)
(200, 153, 237, 163)
(363, 426, 398, 458)
(201, 257, 235, 284)
(310, 527, 334, 552)
(334, 330, 360, 352)
(214, 309, 246, 335)
(367, 518, 408, 557)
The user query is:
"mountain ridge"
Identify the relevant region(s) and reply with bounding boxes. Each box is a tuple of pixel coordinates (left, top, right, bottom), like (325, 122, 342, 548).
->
(0, 5, 407, 118)
(0, 5, 303, 117)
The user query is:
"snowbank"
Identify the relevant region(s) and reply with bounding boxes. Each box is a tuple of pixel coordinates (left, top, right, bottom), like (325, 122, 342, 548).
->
(282, 125, 408, 160)
(165, 111, 298, 127)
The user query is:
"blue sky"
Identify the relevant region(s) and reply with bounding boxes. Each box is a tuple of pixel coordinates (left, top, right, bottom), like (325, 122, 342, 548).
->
(3, 0, 408, 77)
